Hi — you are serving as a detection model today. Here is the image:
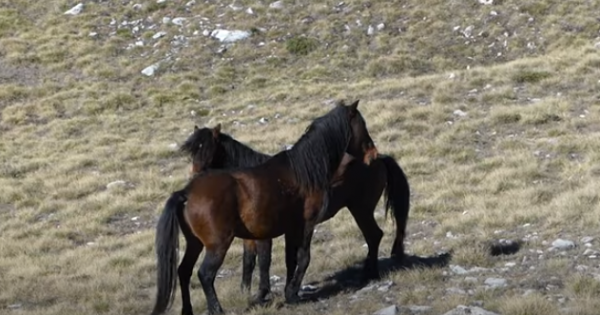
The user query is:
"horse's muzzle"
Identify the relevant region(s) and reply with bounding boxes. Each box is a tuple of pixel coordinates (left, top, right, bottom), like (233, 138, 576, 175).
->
(363, 146, 378, 165)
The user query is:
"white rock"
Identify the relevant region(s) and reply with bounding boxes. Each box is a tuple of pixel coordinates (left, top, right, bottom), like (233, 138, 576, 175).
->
(484, 277, 507, 288)
(478, 0, 493, 4)
(450, 265, 468, 275)
(89, 32, 98, 37)
(269, 1, 284, 9)
(135, 41, 144, 47)
(581, 236, 594, 244)
(301, 284, 318, 292)
(462, 25, 474, 38)
(377, 23, 385, 30)
(168, 143, 178, 150)
(64, 3, 83, 15)
(367, 25, 375, 35)
(270, 275, 281, 282)
(157, 0, 167, 3)
(441, 305, 499, 315)
(453, 109, 467, 117)
(8, 304, 22, 309)
(210, 29, 251, 43)
(408, 305, 432, 313)
(464, 276, 478, 282)
(505, 262, 516, 267)
(246, 7, 254, 14)
(172, 17, 187, 26)
(132, 3, 142, 10)
(584, 249, 598, 256)
(446, 287, 467, 295)
(141, 63, 160, 76)
(131, 216, 139, 221)
(186, 0, 196, 6)
(552, 239, 575, 250)
(153, 31, 167, 39)
(374, 305, 398, 315)
(162, 17, 171, 24)
(107, 180, 127, 189)
(202, 30, 210, 36)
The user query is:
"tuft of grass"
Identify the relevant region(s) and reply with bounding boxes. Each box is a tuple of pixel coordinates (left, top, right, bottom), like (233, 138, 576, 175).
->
(285, 36, 319, 55)
(512, 70, 552, 84)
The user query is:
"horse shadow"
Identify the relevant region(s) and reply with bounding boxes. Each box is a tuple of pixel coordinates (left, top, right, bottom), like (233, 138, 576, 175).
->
(296, 251, 452, 302)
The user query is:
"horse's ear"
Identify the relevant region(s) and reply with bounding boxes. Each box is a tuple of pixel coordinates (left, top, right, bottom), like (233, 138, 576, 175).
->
(347, 100, 359, 118)
(212, 123, 222, 138)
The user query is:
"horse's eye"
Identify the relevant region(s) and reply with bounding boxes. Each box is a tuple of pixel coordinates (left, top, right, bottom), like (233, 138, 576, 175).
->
(198, 144, 203, 148)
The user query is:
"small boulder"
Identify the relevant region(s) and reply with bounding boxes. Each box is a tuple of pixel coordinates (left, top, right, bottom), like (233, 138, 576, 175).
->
(552, 239, 575, 250)
(374, 305, 398, 315)
(64, 3, 83, 15)
(442, 305, 499, 315)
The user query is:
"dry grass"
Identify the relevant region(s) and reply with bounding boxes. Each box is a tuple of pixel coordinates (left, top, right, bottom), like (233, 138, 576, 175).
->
(2, 0, 600, 314)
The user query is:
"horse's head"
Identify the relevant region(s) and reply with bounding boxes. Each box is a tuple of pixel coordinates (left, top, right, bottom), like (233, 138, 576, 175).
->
(339, 100, 378, 165)
(184, 124, 224, 175)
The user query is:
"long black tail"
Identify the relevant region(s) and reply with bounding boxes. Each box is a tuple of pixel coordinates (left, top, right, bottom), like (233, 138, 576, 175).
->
(150, 189, 187, 315)
(379, 154, 411, 260)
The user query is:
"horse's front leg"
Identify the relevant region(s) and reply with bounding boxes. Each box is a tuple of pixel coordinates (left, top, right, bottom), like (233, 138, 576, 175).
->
(284, 194, 325, 303)
(284, 225, 314, 304)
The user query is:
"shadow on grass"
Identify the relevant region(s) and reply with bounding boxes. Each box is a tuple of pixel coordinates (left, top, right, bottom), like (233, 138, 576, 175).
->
(297, 252, 452, 301)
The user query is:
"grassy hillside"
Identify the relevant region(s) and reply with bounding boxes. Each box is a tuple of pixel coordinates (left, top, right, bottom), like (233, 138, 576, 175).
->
(1, 0, 600, 314)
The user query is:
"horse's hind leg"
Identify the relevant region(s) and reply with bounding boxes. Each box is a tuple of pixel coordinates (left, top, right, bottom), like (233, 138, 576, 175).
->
(198, 239, 233, 315)
(178, 212, 204, 315)
(241, 240, 257, 294)
(253, 239, 272, 304)
(347, 204, 383, 281)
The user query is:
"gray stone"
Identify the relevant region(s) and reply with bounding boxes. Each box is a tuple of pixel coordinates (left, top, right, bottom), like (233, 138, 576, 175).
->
(446, 287, 467, 295)
(450, 265, 468, 275)
(581, 236, 594, 244)
(152, 31, 167, 39)
(141, 63, 160, 76)
(484, 277, 507, 288)
(453, 109, 467, 117)
(210, 29, 251, 43)
(407, 305, 432, 313)
(552, 239, 575, 250)
(441, 305, 499, 315)
(269, 1, 284, 9)
(172, 17, 187, 26)
(107, 180, 127, 189)
(374, 305, 398, 315)
(64, 3, 83, 15)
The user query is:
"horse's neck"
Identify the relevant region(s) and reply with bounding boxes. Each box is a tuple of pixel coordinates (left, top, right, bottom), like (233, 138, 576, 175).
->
(224, 143, 271, 169)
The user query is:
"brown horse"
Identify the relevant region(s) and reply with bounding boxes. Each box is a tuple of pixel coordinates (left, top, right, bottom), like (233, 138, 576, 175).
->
(150, 100, 378, 315)
(180, 121, 410, 304)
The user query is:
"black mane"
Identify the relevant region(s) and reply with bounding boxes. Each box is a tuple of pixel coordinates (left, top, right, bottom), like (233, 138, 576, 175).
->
(218, 133, 271, 168)
(285, 105, 352, 193)
(179, 127, 270, 169)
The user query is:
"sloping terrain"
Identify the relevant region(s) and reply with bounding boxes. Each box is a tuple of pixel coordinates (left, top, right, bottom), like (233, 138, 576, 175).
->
(1, 0, 600, 314)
